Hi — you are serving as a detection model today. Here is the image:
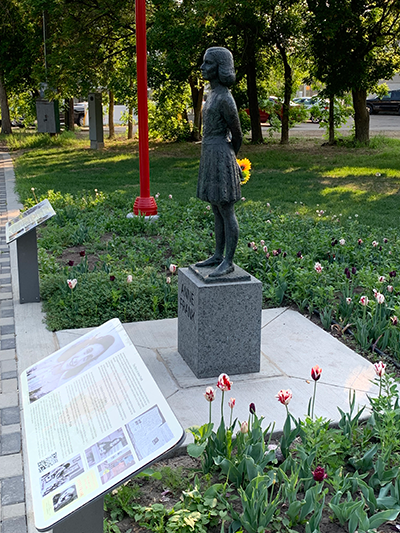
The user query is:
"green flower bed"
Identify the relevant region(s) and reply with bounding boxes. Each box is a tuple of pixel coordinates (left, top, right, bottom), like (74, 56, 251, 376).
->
(36, 190, 400, 362)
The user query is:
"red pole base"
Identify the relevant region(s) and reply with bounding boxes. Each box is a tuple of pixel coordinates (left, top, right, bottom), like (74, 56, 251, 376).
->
(133, 196, 158, 216)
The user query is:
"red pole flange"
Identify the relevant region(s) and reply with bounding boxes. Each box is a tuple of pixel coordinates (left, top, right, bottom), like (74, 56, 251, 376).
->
(133, 0, 157, 216)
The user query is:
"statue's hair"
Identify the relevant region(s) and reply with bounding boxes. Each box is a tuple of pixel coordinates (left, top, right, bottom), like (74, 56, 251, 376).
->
(206, 47, 236, 86)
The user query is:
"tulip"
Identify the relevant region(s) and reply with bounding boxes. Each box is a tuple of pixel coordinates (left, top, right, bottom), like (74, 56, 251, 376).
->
(311, 365, 322, 381)
(110, 275, 115, 281)
(249, 402, 256, 414)
(204, 386, 215, 402)
(339, 239, 345, 246)
(372, 240, 379, 247)
(391, 315, 398, 326)
(68, 260, 74, 266)
(387, 285, 394, 293)
(80, 250, 85, 257)
(312, 466, 327, 482)
(260, 240, 265, 246)
(352, 266, 357, 275)
(389, 270, 397, 278)
(346, 297, 352, 305)
(276, 389, 292, 406)
(169, 264, 177, 274)
(166, 276, 171, 284)
(358, 238, 363, 245)
(314, 262, 323, 273)
(376, 292, 385, 304)
(228, 397, 236, 409)
(240, 421, 248, 434)
(67, 278, 77, 290)
(217, 373, 232, 392)
(263, 245, 268, 253)
(374, 361, 386, 377)
(379, 275, 386, 283)
(297, 251, 302, 258)
(155, 192, 160, 199)
(359, 296, 368, 306)
(127, 275, 133, 283)
(168, 194, 172, 199)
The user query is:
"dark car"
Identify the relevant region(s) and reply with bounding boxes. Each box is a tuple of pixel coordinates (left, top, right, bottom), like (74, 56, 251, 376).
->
(59, 103, 86, 126)
(366, 90, 400, 114)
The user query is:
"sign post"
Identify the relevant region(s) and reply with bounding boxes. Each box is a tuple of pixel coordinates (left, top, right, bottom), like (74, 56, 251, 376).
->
(21, 318, 184, 532)
(6, 199, 56, 303)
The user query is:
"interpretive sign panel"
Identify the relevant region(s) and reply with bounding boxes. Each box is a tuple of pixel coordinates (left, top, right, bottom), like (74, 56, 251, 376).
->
(6, 199, 56, 243)
(20, 318, 184, 531)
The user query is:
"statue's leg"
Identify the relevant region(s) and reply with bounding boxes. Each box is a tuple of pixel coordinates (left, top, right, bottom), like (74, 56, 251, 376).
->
(208, 203, 238, 277)
(195, 204, 225, 267)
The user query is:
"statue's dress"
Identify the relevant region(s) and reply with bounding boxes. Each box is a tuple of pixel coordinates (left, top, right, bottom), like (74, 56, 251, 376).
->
(197, 86, 242, 205)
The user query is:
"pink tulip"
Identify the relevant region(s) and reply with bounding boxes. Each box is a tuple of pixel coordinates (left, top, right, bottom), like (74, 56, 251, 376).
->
(217, 373, 232, 392)
(379, 275, 386, 283)
(359, 296, 368, 306)
(169, 264, 177, 274)
(166, 276, 171, 284)
(374, 361, 386, 377)
(372, 240, 379, 247)
(391, 315, 398, 325)
(127, 275, 133, 283)
(228, 397, 236, 409)
(346, 297, 352, 305)
(276, 389, 292, 406)
(311, 365, 322, 381)
(168, 194, 172, 199)
(204, 386, 215, 402)
(387, 285, 394, 293)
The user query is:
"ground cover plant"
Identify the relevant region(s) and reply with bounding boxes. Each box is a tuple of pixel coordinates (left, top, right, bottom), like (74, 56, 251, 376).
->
(8, 131, 400, 364)
(103, 364, 400, 533)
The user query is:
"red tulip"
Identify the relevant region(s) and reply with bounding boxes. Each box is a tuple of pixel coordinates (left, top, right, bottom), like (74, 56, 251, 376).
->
(311, 365, 322, 381)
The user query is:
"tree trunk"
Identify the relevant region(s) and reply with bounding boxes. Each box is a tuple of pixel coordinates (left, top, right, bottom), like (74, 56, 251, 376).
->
(108, 90, 115, 139)
(278, 45, 291, 145)
(0, 73, 12, 135)
(352, 88, 369, 144)
(127, 106, 133, 139)
(246, 48, 262, 143)
(328, 97, 335, 145)
(189, 77, 203, 142)
(68, 98, 75, 131)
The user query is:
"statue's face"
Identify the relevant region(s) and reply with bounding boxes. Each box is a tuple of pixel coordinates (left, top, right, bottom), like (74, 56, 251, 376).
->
(201, 52, 218, 82)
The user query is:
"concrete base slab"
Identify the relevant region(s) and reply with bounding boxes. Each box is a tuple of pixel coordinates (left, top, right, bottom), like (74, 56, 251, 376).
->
(54, 308, 378, 441)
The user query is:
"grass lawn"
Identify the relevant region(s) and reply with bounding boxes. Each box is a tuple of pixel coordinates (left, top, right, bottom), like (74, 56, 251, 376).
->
(8, 131, 400, 230)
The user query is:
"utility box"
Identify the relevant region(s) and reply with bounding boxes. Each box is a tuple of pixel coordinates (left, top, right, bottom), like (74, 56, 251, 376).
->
(88, 93, 104, 149)
(36, 99, 60, 134)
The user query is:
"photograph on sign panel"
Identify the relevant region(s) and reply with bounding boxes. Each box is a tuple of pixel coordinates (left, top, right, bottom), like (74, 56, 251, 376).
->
(97, 449, 135, 485)
(52, 485, 78, 513)
(125, 405, 174, 461)
(26, 328, 124, 403)
(38, 452, 58, 473)
(85, 428, 128, 467)
(40, 455, 84, 497)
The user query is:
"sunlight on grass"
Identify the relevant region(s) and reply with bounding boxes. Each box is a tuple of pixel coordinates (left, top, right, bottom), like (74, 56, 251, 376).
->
(323, 167, 400, 178)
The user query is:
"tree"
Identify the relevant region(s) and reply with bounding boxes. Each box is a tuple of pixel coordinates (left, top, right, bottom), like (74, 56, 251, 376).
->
(0, 0, 40, 134)
(307, 0, 400, 144)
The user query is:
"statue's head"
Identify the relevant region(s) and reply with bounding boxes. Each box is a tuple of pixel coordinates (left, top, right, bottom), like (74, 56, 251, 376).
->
(203, 47, 236, 86)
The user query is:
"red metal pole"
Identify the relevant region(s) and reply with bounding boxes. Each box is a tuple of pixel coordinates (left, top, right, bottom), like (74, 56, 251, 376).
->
(133, 0, 157, 216)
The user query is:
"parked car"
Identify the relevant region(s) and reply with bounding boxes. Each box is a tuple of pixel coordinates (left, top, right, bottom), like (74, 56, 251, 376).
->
(245, 96, 300, 123)
(293, 97, 314, 108)
(366, 90, 400, 114)
(59, 102, 87, 126)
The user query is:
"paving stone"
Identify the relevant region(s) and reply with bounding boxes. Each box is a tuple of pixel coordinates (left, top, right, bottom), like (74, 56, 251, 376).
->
(2, 515, 27, 533)
(0, 337, 14, 350)
(1, 433, 21, 455)
(0, 294, 12, 301)
(1, 424, 21, 435)
(1, 476, 24, 505)
(0, 324, 14, 335)
(0, 317, 14, 326)
(0, 350, 16, 362)
(0, 309, 13, 318)
(1, 360, 16, 372)
(1, 406, 20, 425)
(2, 502, 26, 519)
(1, 371, 17, 380)
(1, 378, 18, 393)
(0, 392, 18, 408)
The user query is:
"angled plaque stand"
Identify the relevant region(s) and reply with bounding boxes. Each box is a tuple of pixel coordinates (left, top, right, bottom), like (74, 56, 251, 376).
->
(20, 318, 184, 532)
(6, 199, 56, 303)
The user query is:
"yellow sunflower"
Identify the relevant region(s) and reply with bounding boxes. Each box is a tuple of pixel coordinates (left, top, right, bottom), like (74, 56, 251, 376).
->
(237, 158, 252, 185)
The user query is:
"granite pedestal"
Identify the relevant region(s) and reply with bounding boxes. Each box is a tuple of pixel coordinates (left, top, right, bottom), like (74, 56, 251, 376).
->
(178, 265, 262, 379)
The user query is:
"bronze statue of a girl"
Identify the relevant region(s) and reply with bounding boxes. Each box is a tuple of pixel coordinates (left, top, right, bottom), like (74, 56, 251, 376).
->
(196, 47, 243, 278)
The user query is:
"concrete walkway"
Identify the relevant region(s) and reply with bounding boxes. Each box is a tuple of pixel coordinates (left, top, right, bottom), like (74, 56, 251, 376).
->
(0, 153, 379, 533)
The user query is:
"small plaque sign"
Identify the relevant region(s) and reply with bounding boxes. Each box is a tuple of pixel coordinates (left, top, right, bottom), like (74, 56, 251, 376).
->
(6, 199, 56, 244)
(21, 318, 184, 531)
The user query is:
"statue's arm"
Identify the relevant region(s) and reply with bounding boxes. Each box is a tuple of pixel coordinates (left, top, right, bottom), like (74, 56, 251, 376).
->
(222, 96, 243, 155)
